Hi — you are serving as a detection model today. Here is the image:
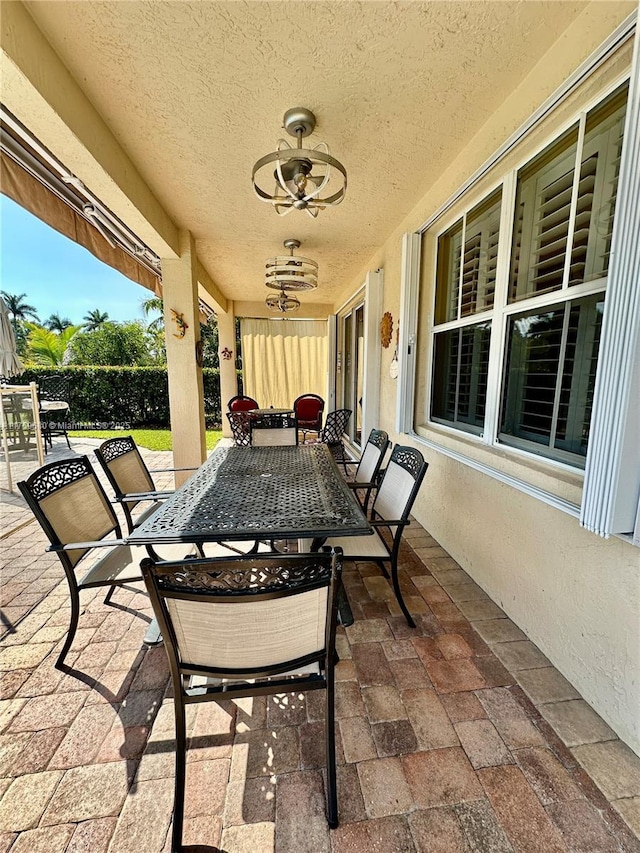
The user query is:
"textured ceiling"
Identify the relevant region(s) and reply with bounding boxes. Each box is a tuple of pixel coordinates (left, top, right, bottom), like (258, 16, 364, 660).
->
(23, 0, 589, 305)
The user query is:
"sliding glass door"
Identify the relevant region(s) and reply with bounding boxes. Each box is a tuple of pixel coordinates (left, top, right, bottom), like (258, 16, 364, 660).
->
(340, 302, 365, 448)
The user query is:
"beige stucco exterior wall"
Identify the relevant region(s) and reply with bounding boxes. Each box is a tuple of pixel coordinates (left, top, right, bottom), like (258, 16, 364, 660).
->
(332, 4, 640, 754)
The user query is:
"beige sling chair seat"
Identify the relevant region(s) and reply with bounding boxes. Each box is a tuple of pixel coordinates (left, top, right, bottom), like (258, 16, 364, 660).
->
(140, 547, 343, 852)
(343, 428, 390, 514)
(18, 455, 196, 672)
(249, 413, 299, 446)
(309, 445, 428, 628)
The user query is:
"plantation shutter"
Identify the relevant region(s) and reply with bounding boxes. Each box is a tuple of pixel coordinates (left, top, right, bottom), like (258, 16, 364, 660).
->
(510, 136, 578, 302)
(510, 92, 627, 304)
(461, 193, 501, 316)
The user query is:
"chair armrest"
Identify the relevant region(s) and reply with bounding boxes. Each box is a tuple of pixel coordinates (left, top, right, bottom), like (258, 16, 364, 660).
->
(147, 467, 197, 474)
(369, 518, 409, 528)
(118, 490, 174, 501)
(49, 539, 128, 552)
(347, 480, 376, 491)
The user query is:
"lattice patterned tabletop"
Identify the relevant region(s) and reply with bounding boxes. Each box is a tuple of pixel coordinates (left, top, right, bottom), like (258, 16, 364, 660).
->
(128, 444, 371, 544)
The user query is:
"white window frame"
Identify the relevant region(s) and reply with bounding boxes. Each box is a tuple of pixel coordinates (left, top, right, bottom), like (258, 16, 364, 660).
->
(424, 77, 628, 469)
(396, 13, 637, 524)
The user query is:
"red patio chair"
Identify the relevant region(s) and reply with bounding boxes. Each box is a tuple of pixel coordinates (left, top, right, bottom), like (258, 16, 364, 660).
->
(293, 393, 325, 442)
(228, 394, 259, 412)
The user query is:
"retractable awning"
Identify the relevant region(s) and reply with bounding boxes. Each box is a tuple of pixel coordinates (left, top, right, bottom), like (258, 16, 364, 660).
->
(1, 107, 162, 295)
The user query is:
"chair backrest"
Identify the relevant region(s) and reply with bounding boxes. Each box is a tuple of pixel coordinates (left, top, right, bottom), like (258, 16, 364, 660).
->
(372, 445, 428, 530)
(250, 414, 298, 446)
(94, 436, 156, 521)
(228, 395, 259, 412)
(39, 375, 71, 404)
(355, 429, 390, 485)
(18, 456, 121, 569)
(293, 394, 325, 428)
(140, 549, 342, 675)
(226, 411, 251, 446)
(321, 409, 352, 445)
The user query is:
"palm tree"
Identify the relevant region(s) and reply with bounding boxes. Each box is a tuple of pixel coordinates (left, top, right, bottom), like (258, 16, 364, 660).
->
(44, 313, 73, 333)
(141, 295, 164, 333)
(26, 324, 80, 367)
(83, 308, 109, 331)
(0, 291, 39, 326)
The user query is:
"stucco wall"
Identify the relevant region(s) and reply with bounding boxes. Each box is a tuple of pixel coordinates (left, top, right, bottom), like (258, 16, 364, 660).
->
(333, 3, 640, 754)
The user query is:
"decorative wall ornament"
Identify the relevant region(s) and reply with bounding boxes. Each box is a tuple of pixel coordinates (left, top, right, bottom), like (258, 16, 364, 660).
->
(170, 309, 188, 338)
(220, 347, 233, 361)
(252, 107, 347, 218)
(390, 327, 399, 379)
(380, 312, 393, 348)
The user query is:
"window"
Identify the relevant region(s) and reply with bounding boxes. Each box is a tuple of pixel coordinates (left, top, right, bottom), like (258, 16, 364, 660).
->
(431, 191, 501, 434)
(432, 323, 491, 433)
(500, 294, 603, 461)
(428, 83, 627, 467)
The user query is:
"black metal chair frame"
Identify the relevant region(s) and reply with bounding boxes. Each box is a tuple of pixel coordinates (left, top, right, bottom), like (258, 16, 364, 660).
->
(226, 411, 251, 446)
(38, 374, 71, 451)
(293, 393, 325, 442)
(344, 428, 390, 514)
(140, 548, 343, 851)
(318, 409, 352, 474)
(18, 456, 143, 670)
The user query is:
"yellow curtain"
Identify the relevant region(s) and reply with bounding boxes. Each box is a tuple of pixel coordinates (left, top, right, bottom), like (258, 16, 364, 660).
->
(240, 319, 328, 408)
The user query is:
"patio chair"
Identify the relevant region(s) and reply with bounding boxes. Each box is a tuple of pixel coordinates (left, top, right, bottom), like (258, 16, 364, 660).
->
(250, 413, 298, 446)
(321, 445, 428, 627)
(344, 428, 390, 513)
(226, 411, 251, 446)
(38, 374, 71, 451)
(17, 455, 196, 671)
(227, 394, 259, 412)
(293, 393, 325, 442)
(95, 436, 250, 560)
(94, 435, 184, 534)
(140, 547, 343, 850)
(317, 408, 352, 473)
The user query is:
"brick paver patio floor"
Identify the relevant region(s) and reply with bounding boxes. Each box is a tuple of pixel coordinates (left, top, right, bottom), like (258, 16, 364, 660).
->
(1, 438, 640, 852)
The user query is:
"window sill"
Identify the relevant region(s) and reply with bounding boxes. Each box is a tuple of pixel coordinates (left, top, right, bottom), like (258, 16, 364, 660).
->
(412, 422, 583, 516)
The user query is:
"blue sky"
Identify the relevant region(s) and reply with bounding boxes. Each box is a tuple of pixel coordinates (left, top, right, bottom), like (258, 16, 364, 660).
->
(0, 195, 154, 324)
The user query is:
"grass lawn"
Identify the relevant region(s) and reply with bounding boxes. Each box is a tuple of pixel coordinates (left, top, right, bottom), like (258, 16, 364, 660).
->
(67, 428, 223, 452)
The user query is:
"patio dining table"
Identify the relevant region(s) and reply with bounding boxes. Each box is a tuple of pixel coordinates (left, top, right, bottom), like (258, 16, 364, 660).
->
(247, 407, 294, 417)
(128, 443, 372, 623)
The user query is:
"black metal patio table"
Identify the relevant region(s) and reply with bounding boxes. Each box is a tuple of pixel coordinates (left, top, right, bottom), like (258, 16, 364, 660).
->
(128, 443, 371, 544)
(128, 443, 372, 623)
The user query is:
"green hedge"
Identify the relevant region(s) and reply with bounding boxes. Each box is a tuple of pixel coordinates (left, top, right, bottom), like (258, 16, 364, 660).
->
(16, 366, 221, 429)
